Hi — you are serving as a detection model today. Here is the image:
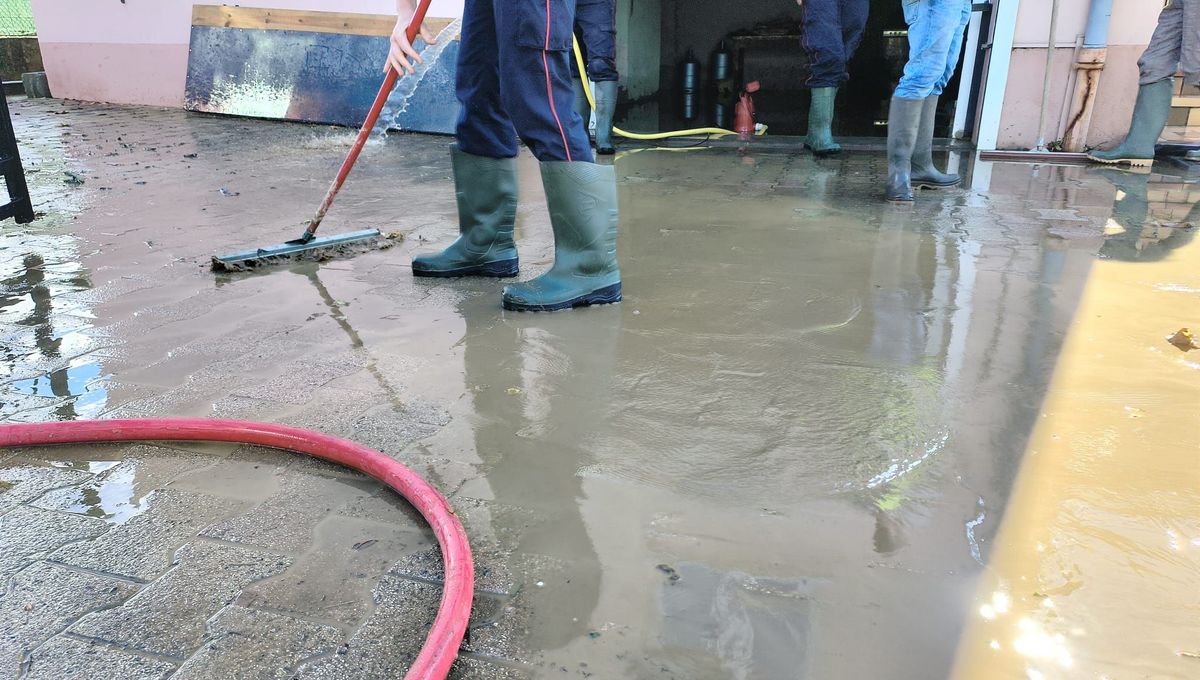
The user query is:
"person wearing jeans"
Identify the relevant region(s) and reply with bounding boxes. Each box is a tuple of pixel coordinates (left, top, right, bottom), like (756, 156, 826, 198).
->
(886, 0, 971, 202)
(389, 0, 622, 312)
(798, 0, 870, 156)
(1089, 0, 1200, 167)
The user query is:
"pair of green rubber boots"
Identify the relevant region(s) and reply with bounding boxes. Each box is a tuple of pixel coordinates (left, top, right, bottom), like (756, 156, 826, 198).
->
(412, 147, 621, 312)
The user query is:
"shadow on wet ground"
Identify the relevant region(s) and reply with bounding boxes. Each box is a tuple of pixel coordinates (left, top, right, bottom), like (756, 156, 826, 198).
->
(1, 99, 1197, 679)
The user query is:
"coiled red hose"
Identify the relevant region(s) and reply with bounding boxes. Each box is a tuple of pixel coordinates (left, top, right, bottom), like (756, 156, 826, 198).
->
(0, 418, 473, 680)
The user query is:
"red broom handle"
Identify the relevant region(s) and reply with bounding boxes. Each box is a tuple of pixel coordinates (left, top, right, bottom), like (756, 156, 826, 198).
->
(301, 0, 434, 241)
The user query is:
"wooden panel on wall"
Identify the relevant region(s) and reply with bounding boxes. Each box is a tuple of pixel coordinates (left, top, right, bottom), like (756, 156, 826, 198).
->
(185, 7, 461, 133)
(191, 5, 454, 37)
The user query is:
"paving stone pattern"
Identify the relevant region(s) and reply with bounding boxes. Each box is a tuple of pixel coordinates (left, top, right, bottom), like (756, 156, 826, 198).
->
(0, 100, 569, 679)
(1, 443, 526, 680)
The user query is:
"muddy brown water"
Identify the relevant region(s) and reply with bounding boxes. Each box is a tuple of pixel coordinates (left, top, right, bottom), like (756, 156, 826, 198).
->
(2, 101, 1196, 679)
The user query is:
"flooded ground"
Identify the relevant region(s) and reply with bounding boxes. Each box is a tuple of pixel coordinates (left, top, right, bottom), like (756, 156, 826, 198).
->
(1, 99, 1197, 679)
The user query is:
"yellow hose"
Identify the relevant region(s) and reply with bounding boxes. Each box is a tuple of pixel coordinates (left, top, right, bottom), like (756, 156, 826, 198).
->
(571, 38, 763, 141)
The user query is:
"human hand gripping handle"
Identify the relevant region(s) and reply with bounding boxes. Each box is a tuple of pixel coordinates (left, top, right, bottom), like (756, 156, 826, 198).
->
(300, 0, 435, 241)
(389, 0, 437, 75)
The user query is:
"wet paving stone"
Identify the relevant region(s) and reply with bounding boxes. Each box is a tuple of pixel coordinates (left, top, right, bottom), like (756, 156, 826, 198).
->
(292, 574, 529, 680)
(0, 562, 140, 676)
(68, 541, 291, 658)
(232, 353, 366, 406)
(22, 635, 176, 680)
(0, 464, 91, 514)
(236, 513, 428, 628)
(292, 575, 435, 680)
(0, 506, 108, 582)
(171, 605, 341, 680)
(276, 388, 387, 443)
(5, 98, 1192, 678)
(51, 488, 246, 581)
(347, 399, 452, 453)
(200, 470, 378, 554)
(449, 656, 534, 680)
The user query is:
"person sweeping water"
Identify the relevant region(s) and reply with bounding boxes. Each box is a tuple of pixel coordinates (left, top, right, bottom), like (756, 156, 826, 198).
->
(389, 0, 622, 312)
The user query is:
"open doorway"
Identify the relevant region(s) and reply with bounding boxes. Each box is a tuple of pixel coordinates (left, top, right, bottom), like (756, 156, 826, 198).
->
(617, 0, 974, 140)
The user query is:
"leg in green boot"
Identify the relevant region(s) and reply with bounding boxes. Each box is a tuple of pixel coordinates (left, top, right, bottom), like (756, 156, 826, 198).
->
(572, 77, 592, 130)
(593, 80, 617, 155)
(886, 96, 924, 203)
(1088, 79, 1174, 167)
(412, 146, 520, 278)
(804, 87, 842, 157)
(911, 94, 960, 188)
(502, 162, 621, 312)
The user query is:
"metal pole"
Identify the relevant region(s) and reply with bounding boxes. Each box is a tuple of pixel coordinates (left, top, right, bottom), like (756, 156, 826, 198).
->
(1034, 0, 1061, 150)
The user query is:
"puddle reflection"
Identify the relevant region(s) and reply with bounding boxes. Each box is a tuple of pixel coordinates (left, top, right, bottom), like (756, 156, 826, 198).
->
(1091, 164, 1199, 261)
(37, 462, 149, 524)
(1, 233, 106, 421)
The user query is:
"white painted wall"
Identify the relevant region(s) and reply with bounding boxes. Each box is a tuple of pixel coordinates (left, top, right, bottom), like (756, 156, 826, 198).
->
(1013, 0, 1159, 47)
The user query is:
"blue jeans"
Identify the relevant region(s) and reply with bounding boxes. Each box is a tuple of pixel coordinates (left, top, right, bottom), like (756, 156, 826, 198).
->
(456, 0, 592, 162)
(800, 0, 870, 88)
(894, 0, 972, 99)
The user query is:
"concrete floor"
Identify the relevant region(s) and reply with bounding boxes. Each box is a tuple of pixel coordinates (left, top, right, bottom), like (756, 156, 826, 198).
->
(0, 99, 1196, 679)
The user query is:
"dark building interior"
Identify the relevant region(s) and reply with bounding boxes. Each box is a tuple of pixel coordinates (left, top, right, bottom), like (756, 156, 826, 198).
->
(621, 0, 975, 139)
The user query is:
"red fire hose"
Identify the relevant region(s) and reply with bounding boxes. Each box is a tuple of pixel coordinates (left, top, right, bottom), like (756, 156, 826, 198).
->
(0, 418, 473, 680)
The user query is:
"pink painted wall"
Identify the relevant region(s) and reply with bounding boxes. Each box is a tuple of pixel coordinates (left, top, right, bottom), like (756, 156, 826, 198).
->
(997, 45, 1146, 150)
(29, 0, 464, 107)
(997, 0, 1160, 149)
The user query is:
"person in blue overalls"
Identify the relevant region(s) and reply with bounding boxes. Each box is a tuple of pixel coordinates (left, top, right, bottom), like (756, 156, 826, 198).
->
(797, 0, 870, 156)
(571, 0, 619, 155)
(389, 0, 621, 312)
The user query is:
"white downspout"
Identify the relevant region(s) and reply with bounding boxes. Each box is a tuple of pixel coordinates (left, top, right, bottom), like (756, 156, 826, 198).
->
(976, 0, 1022, 151)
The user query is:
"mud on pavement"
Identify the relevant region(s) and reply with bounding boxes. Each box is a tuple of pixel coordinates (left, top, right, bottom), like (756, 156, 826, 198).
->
(2, 99, 1197, 679)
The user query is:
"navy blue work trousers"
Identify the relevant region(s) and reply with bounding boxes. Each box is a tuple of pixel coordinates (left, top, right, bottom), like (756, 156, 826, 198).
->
(573, 0, 618, 82)
(800, 0, 870, 88)
(456, 0, 592, 162)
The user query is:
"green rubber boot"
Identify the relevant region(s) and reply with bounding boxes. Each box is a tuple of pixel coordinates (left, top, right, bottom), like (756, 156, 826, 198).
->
(502, 162, 621, 312)
(1088, 79, 1173, 167)
(911, 95, 960, 188)
(594, 80, 617, 155)
(886, 96, 923, 203)
(572, 77, 591, 127)
(805, 87, 841, 157)
(412, 146, 519, 278)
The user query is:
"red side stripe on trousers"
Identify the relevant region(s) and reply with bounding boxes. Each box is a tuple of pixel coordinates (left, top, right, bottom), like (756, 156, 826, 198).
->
(542, 0, 572, 161)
